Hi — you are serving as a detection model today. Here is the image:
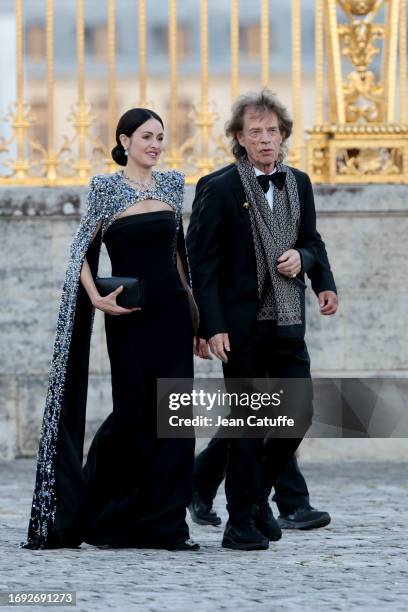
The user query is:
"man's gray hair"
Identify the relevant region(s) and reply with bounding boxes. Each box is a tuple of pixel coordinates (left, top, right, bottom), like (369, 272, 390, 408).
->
(225, 89, 293, 161)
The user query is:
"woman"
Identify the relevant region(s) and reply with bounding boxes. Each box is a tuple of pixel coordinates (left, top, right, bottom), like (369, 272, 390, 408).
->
(20, 108, 200, 551)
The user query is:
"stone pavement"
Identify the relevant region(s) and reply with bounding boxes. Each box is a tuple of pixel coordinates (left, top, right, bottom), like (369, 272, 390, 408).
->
(1, 459, 407, 612)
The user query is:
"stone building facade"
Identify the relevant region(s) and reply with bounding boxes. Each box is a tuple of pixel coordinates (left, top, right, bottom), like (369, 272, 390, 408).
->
(1, 182, 407, 462)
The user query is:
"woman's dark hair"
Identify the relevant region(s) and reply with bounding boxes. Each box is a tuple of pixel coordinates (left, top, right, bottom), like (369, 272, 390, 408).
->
(111, 108, 164, 166)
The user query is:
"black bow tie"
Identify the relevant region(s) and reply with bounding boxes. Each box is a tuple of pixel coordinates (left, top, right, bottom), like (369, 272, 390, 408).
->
(256, 171, 286, 192)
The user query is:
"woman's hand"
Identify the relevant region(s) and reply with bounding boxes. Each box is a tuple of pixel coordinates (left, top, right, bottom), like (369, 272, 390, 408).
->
(92, 285, 142, 316)
(193, 337, 213, 359)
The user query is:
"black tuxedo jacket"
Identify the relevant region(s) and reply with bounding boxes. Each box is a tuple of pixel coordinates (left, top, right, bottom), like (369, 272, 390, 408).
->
(187, 163, 336, 349)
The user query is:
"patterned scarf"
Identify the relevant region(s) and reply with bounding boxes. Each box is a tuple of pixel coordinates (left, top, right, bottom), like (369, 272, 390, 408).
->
(236, 155, 302, 326)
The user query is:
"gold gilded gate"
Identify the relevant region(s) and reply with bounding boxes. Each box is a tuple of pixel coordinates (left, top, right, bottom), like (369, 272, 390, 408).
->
(307, 0, 408, 183)
(0, 0, 406, 186)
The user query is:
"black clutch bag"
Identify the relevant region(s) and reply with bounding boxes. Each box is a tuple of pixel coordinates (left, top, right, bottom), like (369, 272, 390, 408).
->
(95, 276, 145, 308)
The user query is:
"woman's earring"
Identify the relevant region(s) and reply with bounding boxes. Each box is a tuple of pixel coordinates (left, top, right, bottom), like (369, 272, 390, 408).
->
(124, 148, 128, 156)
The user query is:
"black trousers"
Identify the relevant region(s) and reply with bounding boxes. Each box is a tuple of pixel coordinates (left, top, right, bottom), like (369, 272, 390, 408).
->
(197, 321, 313, 524)
(194, 439, 310, 516)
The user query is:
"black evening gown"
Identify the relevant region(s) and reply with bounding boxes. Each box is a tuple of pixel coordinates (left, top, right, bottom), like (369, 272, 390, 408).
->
(81, 210, 195, 548)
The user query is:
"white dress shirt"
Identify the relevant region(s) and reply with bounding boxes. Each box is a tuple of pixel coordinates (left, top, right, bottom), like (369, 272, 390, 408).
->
(254, 166, 277, 210)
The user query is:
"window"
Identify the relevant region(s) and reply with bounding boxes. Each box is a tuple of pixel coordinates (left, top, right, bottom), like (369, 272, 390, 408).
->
(240, 23, 276, 58)
(240, 24, 260, 59)
(151, 23, 191, 59)
(25, 24, 46, 61)
(30, 100, 47, 149)
(151, 25, 168, 55)
(173, 98, 194, 144)
(85, 24, 108, 60)
(91, 97, 109, 145)
(177, 24, 191, 60)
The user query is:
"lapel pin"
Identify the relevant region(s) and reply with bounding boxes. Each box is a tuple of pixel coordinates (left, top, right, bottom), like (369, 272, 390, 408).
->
(243, 202, 251, 209)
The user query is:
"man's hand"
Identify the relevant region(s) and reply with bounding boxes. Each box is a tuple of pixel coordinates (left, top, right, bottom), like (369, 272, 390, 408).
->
(318, 291, 338, 315)
(277, 249, 301, 278)
(193, 337, 213, 360)
(208, 333, 230, 363)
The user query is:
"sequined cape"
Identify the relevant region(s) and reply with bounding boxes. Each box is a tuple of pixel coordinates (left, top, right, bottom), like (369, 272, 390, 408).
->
(20, 169, 189, 549)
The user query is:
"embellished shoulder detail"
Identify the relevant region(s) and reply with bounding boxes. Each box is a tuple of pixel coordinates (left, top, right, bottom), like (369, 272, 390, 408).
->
(169, 170, 185, 214)
(149, 168, 184, 214)
(169, 169, 185, 190)
(88, 173, 118, 197)
(86, 174, 108, 206)
(89, 173, 107, 189)
(153, 168, 184, 188)
(83, 174, 119, 230)
(153, 168, 184, 183)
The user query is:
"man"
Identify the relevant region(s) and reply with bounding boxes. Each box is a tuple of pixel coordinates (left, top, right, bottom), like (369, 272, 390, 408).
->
(187, 163, 337, 533)
(190, 89, 337, 550)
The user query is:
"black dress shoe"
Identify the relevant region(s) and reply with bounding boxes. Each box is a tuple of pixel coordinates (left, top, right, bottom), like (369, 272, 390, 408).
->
(188, 489, 222, 526)
(253, 501, 282, 541)
(222, 520, 269, 551)
(278, 505, 331, 530)
(165, 539, 200, 551)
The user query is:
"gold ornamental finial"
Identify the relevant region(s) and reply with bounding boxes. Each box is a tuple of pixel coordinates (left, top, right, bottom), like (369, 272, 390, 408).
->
(307, 0, 408, 184)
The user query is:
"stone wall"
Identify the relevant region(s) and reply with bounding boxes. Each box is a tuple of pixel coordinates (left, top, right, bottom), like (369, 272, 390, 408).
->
(0, 181, 407, 460)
